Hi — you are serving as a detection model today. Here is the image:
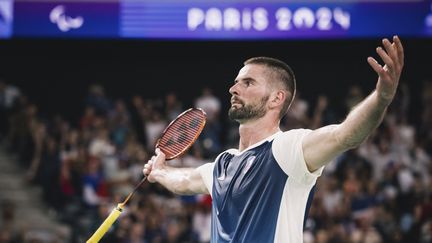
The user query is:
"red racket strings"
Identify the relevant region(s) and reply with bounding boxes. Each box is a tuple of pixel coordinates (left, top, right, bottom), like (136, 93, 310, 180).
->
(157, 108, 206, 159)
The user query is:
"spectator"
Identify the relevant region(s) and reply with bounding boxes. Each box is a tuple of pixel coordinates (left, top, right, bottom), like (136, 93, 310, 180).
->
(0, 78, 21, 139)
(85, 84, 111, 116)
(194, 87, 221, 123)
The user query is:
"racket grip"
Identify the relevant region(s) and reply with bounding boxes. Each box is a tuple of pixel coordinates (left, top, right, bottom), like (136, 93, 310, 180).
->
(86, 204, 124, 243)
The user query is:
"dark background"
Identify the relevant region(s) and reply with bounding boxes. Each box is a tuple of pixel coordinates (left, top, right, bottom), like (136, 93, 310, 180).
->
(0, 38, 431, 122)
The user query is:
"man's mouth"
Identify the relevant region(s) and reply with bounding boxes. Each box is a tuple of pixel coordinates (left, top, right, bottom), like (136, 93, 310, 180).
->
(231, 97, 243, 105)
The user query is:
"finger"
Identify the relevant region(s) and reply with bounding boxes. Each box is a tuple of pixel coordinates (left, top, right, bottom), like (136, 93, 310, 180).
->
(367, 57, 386, 76)
(376, 47, 394, 72)
(382, 38, 398, 66)
(143, 167, 150, 174)
(155, 148, 166, 157)
(155, 148, 166, 160)
(393, 35, 404, 66)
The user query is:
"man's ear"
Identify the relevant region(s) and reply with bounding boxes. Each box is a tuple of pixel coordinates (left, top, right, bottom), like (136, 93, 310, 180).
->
(269, 90, 286, 109)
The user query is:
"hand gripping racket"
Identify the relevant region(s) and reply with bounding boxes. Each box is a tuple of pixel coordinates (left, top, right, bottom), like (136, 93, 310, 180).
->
(87, 108, 206, 242)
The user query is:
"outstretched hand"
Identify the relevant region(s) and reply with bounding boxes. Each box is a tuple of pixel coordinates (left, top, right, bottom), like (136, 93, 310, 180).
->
(143, 148, 166, 183)
(367, 35, 404, 105)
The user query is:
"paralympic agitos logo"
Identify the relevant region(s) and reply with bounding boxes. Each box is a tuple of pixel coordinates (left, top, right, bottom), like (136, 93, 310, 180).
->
(49, 5, 84, 32)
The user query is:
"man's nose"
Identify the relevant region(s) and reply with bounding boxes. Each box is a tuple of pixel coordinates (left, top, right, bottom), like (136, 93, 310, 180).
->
(229, 83, 239, 95)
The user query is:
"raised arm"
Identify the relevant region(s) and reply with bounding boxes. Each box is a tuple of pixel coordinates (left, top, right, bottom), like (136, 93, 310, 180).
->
(143, 148, 209, 195)
(303, 36, 404, 172)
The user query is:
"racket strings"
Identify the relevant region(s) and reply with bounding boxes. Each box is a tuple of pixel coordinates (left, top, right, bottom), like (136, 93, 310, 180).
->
(158, 110, 206, 159)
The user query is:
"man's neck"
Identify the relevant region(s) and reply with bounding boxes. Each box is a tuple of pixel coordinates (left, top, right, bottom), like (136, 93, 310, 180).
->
(238, 115, 280, 152)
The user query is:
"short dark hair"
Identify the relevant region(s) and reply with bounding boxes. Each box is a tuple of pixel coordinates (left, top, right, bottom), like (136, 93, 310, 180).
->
(244, 57, 296, 119)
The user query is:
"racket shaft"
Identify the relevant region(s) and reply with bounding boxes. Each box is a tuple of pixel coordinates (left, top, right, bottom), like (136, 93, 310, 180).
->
(87, 204, 123, 243)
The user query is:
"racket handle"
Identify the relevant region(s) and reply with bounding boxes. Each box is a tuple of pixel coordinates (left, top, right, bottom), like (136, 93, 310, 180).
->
(86, 204, 124, 243)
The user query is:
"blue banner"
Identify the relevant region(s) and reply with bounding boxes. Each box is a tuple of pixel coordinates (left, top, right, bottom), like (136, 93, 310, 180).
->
(8, 0, 432, 39)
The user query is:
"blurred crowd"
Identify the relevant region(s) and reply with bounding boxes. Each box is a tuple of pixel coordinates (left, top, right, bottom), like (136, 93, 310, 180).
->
(0, 77, 431, 243)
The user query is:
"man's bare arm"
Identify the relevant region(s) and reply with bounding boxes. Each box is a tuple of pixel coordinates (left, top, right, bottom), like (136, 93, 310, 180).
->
(143, 149, 209, 195)
(303, 36, 404, 172)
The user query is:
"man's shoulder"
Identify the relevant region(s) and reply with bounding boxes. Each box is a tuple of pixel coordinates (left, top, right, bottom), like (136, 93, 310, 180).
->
(272, 128, 312, 158)
(274, 128, 312, 141)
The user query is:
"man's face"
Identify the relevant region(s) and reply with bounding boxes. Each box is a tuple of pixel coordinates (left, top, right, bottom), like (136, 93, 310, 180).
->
(228, 64, 271, 122)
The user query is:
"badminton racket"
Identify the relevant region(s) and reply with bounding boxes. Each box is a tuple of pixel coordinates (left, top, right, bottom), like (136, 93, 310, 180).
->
(87, 108, 206, 242)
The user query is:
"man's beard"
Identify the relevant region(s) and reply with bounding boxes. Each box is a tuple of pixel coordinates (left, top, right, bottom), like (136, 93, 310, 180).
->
(228, 95, 269, 122)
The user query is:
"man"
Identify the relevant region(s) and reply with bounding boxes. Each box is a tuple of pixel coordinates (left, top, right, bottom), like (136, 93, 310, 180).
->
(143, 36, 404, 242)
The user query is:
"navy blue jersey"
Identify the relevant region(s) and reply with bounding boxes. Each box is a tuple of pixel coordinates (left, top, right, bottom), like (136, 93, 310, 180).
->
(198, 130, 323, 243)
